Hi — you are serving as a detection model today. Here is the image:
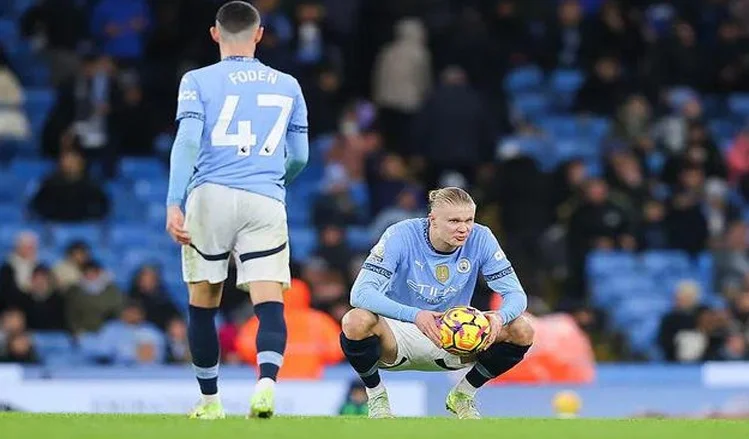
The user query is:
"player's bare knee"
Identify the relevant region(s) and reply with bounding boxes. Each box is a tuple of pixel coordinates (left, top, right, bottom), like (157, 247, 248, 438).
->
(506, 315, 534, 346)
(341, 308, 378, 340)
(248, 280, 284, 305)
(188, 281, 223, 307)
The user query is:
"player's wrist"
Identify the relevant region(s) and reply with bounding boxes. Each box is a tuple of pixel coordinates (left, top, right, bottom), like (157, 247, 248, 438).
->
(487, 311, 504, 327)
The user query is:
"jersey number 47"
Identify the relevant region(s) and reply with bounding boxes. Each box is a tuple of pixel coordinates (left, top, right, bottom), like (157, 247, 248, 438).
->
(211, 94, 293, 157)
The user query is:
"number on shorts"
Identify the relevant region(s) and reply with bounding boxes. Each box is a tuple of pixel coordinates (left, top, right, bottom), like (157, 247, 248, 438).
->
(211, 94, 294, 157)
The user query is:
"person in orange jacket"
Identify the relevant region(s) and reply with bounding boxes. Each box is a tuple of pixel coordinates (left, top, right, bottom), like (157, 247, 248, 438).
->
(236, 279, 345, 379)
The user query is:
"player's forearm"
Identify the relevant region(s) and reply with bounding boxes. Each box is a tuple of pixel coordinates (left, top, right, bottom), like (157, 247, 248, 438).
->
(284, 134, 309, 184)
(166, 118, 203, 206)
(350, 269, 420, 323)
(487, 269, 528, 324)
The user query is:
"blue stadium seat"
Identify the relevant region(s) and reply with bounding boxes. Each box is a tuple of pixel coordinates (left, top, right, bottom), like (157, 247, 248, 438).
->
(665, 87, 698, 111)
(8, 157, 54, 180)
(0, 18, 18, 46)
(133, 178, 168, 204)
(23, 88, 56, 134)
(44, 352, 85, 366)
(549, 69, 585, 94)
(0, 202, 22, 223)
(586, 251, 637, 279)
(346, 226, 373, 251)
(625, 316, 662, 356)
(555, 139, 598, 162)
(512, 92, 551, 120)
(503, 66, 543, 94)
(549, 69, 584, 109)
(109, 224, 166, 250)
(118, 157, 166, 181)
(537, 115, 578, 138)
(49, 223, 105, 249)
(496, 135, 550, 167)
(640, 251, 691, 281)
(728, 93, 749, 118)
(77, 332, 107, 361)
(289, 227, 317, 262)
(590, 272, 656, 308)
(696, 252, 714, 294)
(610, 298, 670, 330)
(165, 279, 189, 313)
(32, 331, 74, 361)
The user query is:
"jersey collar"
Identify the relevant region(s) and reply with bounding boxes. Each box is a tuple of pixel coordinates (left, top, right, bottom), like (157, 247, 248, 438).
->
(222, 56, 257, 62)
(422, 219, 457, 255)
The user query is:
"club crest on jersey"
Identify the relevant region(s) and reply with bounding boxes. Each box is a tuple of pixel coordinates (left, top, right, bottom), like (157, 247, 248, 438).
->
(435, 264, 450, 283)
(370, 241, 385, 263)
(457, 258, 471, 274)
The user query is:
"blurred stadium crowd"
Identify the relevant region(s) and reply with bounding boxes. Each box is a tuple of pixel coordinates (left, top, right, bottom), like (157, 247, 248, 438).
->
(2, 0, 749, 370)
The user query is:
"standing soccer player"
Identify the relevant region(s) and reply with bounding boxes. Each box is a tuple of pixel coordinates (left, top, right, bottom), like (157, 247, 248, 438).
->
(165, 1, 309, 419)
(340, 187, 534, 419)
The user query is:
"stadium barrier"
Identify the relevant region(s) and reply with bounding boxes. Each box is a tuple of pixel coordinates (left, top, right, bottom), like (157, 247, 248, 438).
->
(3, 363, 749, 417)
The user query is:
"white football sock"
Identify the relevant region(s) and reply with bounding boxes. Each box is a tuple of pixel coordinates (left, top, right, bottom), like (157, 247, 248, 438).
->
(201, 393, 220, 404)
(454, 376, 479, 397)
(365, 382, 386, 397)
(256, 377, 275, 392)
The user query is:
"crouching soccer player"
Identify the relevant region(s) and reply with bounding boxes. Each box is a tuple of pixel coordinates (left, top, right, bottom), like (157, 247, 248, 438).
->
(165, 1, 309, 419)
(340, 187, 534, 419)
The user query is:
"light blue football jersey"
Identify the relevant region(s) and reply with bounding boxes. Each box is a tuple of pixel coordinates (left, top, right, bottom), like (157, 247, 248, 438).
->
(175, 56, 308, 203)
(351, 218, 527, 324)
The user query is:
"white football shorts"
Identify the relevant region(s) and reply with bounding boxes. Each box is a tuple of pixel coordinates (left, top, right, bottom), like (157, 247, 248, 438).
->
(181, 183, 290, 290)
(378, 317, 474, 372)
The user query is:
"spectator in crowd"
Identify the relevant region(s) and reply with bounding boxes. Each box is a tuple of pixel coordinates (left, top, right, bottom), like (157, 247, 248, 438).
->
(541, 0, 589, 71)
(566, 179, 635, 297)
(52, 241, 91, 292)
(41, 54, 119, 170)
(574, 56, 632, 116)
(0, 47, 29, 141)
(0, 231, 39, 310)
(0, 333, 39, 364)
(30, 147, 110, 222)
(412, 66, 492, 188)
(97, 300, 165, 365)
(338, 380, 368, 416)
(714, 221, 749, 297)
(20, 0, 88, 86)
(128, 265, 178, 331)
(314, 224, 355, 279)
(372, 18, 432, 152)
(165, 317, 190, 364)
(16, 265, 67, 331)
(658, 280, 707, 362)
(0, 309, 27, 358)
(65, 261, 123, 334)
(370, 187, 425, 239)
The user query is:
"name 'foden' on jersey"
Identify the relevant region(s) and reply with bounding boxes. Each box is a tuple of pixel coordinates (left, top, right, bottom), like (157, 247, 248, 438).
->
(228, 69, 279, 85)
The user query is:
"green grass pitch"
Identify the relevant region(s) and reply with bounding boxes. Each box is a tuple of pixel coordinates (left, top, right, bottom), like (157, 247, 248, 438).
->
(1, 414, 748, 439)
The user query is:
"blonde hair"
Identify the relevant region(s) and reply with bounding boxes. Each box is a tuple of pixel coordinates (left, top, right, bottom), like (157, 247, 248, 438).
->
(428, 187, 475, 212)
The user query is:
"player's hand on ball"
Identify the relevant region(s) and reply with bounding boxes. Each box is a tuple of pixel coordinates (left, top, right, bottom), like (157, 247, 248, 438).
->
(415, 310, 443, 347)
(481, 312, 503, 350)
(166, 206, 191, 245)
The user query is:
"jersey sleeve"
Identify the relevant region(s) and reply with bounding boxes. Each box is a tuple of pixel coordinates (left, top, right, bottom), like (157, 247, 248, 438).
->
(363, 225, 403, 277)
(284, 79, 309, 184)
(175, 72, 205, 122)
(287, 79, 309, 136)
(350, 225, 421, 323)
(480, 228, 528, 325)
